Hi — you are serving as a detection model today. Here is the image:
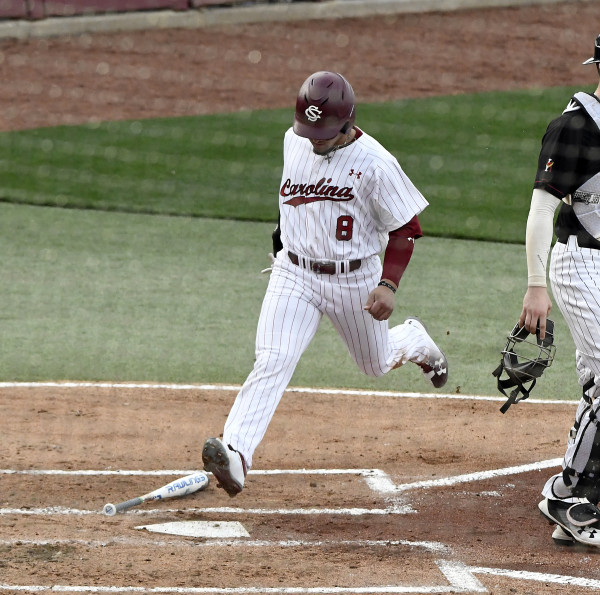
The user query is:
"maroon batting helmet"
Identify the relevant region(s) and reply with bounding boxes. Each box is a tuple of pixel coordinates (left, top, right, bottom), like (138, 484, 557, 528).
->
(293, 71, 356, 140)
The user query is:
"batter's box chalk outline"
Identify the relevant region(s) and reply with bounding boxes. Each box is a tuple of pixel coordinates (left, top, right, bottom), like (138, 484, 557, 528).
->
(0, 459, 562, 517)
(3, 562, 600, 592)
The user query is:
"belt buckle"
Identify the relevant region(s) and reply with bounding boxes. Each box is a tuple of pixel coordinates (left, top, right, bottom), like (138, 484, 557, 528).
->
(311, 260, 329, 274)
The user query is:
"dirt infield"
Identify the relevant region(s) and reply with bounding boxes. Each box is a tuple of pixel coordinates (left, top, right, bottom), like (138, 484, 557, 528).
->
(1, 383, 598, 593)
(0, 1, 598, 131)
(2, 2, 600, 593)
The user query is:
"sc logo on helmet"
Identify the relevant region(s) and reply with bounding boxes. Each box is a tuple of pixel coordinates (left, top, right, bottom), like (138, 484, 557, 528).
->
(305, 105, 322, 122)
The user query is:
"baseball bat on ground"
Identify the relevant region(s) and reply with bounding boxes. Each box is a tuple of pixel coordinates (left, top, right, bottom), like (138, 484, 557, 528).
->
(102, 471, 210, 516)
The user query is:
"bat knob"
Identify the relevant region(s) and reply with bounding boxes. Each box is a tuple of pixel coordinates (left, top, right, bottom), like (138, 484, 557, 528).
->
(103, 503, 117, 516)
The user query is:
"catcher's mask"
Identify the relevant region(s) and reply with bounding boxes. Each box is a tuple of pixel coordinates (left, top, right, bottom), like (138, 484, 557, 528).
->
(293, 71, 356, 140)
(492, 319, 556, 414)
(582, 33, 600, 65)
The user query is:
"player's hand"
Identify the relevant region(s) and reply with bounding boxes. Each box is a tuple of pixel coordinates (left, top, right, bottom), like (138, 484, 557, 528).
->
(519, 286, 552, 339)
(363, 285, 396, 321)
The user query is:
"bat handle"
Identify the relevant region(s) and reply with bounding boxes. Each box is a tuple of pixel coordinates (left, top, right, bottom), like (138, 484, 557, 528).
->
(103, 497, 143, 516)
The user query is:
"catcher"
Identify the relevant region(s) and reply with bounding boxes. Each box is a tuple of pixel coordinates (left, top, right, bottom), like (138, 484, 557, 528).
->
(520, 34, 600, 547)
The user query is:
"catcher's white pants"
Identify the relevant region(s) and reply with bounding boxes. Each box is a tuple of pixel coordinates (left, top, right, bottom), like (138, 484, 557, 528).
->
(542, 237, 600, 500)
(222, 252, 431, 469)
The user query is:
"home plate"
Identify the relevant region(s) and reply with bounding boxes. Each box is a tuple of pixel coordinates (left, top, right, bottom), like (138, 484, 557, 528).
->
(135, 521, 250, 538)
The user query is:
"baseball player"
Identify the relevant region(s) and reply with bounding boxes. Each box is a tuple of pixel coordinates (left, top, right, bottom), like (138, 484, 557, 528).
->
(202, 71, 448, 497)
(520, 35, 600, 546)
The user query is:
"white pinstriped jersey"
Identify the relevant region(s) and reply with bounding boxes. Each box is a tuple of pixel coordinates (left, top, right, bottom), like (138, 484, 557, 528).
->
(220, 126, 440, 469)
(279, 127, 428, 261)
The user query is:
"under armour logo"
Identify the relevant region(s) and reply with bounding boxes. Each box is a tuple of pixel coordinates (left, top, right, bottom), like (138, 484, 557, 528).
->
(305, 106, 322, 122)
(349, 169, 362, 178)
(545, 158, 554, 172)
(577, 527, 599, 539)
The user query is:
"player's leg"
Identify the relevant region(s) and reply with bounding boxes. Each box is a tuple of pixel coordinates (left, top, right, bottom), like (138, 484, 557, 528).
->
(539, 374, 600, 547)
(539, 239, 600, 544)
(203, 265, 322, 496)
(550, 239, 600, 374)
(221, 264, 323, 470)
(547, 239, 600, 500)
(324, 258, 447, 386)
(543, 369, 600, 499)
(323, 263, 390, 377)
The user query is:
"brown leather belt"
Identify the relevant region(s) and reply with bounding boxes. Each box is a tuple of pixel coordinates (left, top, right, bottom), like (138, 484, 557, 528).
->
(288, 251, 361, 275)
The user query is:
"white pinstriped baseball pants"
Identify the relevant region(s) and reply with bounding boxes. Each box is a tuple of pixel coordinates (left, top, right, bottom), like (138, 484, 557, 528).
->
(222, 252, 431, 469)
(542, 236, 600, 500)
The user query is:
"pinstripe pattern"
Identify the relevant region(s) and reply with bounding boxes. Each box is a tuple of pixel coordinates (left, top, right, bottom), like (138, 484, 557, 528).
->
(223, 254, 431, 469)
(541, 237, 600, 500)
(280, 128, 427, 261)
(221, 124, 432, 469)
(550, 237, 600, 377)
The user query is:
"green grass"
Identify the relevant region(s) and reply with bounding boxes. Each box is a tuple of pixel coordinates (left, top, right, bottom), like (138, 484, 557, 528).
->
(0, 85, 586, 243)
(0, 86, 588, 397)
(0, 202, 578, 399)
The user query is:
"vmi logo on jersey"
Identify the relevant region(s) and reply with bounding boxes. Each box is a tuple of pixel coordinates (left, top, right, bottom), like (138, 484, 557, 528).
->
(280, 177, 355, 207)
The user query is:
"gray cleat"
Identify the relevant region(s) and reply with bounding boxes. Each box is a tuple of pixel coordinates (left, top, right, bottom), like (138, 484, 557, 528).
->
(202, 437, 247, 498)
(539, 498, 600, 547)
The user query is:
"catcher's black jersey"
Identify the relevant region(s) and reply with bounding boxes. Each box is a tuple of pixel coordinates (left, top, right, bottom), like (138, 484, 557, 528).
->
(534, 92, 600, 248)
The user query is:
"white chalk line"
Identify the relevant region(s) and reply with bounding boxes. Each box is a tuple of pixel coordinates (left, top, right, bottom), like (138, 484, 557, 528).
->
(0, 537, 449, 553)
(3, 563, 600, 593)
(0, 380, 578, 405)
(0, 459, 562, 517)
(4, 562, 600, 593)
(0, 560, 483, 593)
(390, 458, 562, 493)
(0, 468, 383, 477)
(0, 587, 472, 594)
(0, 505, 406, 516)
(0, 467, 409, 516)
(470, 566, 600, 588)
(0, 382, 574, 592)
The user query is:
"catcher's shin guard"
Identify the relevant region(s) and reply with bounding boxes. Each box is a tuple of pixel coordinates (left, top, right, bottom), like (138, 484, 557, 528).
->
(562, 379, 600, 502)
